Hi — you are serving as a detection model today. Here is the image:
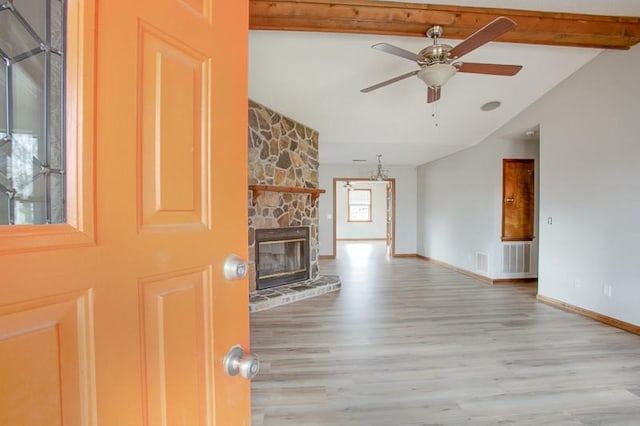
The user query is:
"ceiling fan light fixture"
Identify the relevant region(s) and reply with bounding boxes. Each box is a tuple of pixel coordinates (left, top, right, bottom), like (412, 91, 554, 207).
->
(417, 64, 457, 88)
(361, 17, 521, 102)
(369, 155, 390, 181)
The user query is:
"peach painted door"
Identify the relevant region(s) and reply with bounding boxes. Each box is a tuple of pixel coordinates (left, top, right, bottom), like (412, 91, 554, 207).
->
(0, 0, 250, 425)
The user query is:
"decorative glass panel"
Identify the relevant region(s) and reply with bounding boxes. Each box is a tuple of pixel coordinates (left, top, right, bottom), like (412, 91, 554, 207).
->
(0, 4, 41, 59)
(0, 0, 66, 225)
(14, 0, 48, 41)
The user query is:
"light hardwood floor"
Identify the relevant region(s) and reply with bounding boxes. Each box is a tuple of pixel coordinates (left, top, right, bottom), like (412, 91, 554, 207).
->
(251, 241, 640, 425)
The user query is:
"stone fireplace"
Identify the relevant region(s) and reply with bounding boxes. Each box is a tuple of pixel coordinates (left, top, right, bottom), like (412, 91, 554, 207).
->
(248, 100, 321, 292)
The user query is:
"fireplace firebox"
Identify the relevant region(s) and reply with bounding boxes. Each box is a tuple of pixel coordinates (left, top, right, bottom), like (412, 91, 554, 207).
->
(255, 227, 310, 290)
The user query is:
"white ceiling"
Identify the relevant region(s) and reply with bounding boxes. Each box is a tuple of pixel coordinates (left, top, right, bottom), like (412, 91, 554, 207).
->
(248, 1, 640, 167)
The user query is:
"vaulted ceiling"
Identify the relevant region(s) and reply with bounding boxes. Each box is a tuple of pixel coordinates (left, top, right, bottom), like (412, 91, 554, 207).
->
(248, 0, 640, 166)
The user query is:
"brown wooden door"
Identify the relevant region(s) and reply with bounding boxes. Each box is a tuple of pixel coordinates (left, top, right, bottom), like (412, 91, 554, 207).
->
(0, 0, 250, 424)
(502, 159, 535, 241)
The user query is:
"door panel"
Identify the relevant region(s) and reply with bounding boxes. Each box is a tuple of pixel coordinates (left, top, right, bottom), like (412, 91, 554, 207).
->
(0, 291, 94, 426)
(140, 268, 212, 425)
(0, 0, 249, 425)
(139, 24, 209, 230)
(502, 159, 535, 241)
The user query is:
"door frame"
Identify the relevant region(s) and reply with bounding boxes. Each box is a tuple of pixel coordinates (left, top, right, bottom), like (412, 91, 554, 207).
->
(331, 177, 396, 258)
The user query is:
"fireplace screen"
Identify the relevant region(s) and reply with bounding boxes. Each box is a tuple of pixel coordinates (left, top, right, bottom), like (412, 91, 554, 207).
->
(255, 227, 310, 290)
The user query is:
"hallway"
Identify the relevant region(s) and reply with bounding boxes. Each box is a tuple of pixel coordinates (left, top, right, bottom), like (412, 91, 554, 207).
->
(251, 241, 640, 425)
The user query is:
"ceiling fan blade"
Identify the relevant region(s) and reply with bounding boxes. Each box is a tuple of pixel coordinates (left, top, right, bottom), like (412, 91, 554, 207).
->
(372, 43, 420, 62)
(427, 86, 441, 103)
(448, 16, 517, 60)
(455, 62, 522, 76)
(361, 70, 419, 93)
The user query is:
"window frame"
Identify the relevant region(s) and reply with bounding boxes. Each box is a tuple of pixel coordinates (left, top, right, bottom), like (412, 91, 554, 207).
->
(347, 188, 372, 223)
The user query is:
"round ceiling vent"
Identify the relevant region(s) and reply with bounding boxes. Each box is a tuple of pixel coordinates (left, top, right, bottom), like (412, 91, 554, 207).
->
(480, 101, 501, 111)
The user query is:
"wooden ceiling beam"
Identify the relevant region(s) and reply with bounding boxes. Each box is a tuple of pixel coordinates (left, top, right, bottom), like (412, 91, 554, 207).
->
(249, 0, 640, 50)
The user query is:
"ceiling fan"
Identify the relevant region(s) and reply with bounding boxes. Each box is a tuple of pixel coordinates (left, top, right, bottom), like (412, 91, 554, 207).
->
(361, 16, 523, 103)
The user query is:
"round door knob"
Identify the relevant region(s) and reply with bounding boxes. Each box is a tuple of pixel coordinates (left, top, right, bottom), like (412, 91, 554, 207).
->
(223, 254, 247, 281)
(223, 345, 260, 380)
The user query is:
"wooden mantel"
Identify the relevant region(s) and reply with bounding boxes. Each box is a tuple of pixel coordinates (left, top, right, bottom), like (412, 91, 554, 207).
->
(249, 0, 640, 50)
(249, 185, 326, 206)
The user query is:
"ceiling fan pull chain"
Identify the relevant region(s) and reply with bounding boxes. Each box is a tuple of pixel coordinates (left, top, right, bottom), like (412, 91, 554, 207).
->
(432, 102, 439, 127)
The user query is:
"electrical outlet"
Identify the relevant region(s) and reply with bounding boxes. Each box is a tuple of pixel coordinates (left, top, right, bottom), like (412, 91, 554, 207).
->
(547, 217, 553, 225)
(574, 279, 582, 289)
(602, 284, 612, 298)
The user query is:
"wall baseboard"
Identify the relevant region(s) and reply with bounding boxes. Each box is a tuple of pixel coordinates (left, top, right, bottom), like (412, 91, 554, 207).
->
(320, 253, 414, 259)
(493, 278, 538, 285)
(416, 255, 537, 286)
(336, 238, 387, 241)
(417, 255, 493, 284)
(537, 294, 640, 336)
(320, 251, 638, 333)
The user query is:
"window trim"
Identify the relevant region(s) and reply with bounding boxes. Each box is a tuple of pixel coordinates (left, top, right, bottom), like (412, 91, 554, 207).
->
(347, 188, 372, 222)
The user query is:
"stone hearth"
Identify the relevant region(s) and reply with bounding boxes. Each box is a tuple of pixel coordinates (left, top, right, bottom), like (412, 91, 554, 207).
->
(249, 275, 341, 312)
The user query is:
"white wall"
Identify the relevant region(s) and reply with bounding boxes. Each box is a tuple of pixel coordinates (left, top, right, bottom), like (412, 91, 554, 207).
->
(336, 181, 387, 239)
(416, 133, 539, 278)
(532, 45, 640, 326)
(417, 44, 640, 326)
(318, 164, 417, 256)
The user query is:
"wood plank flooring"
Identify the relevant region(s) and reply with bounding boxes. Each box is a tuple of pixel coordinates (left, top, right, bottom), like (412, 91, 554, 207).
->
(250, 241, 640, 425)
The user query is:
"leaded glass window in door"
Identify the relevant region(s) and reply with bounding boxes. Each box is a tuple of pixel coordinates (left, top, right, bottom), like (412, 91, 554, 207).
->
(0, 0, 66, 225)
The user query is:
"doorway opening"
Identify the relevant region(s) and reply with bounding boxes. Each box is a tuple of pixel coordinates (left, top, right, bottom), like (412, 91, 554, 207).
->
(332, 178, 395, 258)
(497, 133, 539, 284)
